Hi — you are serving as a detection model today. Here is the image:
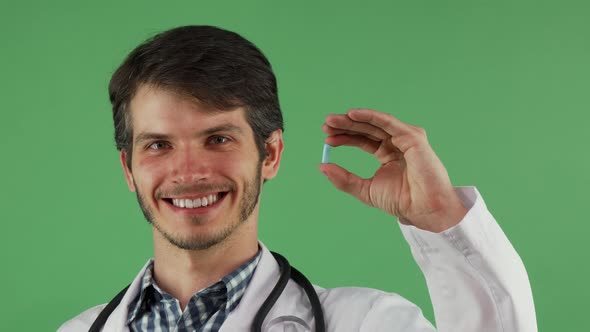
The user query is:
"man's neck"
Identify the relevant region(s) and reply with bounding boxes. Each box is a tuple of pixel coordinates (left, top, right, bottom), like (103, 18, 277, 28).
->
(151, 223, 259, 310)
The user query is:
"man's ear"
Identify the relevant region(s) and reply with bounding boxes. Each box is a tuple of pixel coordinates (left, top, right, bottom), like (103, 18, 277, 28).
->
(261, 129, 284, 181)
(120, 149, 136, 192)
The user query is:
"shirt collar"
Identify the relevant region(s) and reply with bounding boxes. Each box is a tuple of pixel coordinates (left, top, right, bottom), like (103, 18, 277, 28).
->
(127, 247, 262, 323)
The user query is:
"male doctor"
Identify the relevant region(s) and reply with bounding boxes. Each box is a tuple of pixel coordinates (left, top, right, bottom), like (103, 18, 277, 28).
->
(59, 25, 537, 331)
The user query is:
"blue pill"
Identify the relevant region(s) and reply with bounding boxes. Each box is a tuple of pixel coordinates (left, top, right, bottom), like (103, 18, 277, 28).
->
(322, 144, 332, 164)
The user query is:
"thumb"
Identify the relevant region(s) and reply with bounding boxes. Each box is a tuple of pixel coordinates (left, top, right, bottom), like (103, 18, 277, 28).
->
(318, 163, 371, 205)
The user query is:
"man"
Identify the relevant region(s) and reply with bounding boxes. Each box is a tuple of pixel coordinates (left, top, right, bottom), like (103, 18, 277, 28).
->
(59, 25, 537, 331)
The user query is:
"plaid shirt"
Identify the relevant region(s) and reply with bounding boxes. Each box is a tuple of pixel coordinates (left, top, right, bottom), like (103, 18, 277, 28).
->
(127, 249, 262, 332)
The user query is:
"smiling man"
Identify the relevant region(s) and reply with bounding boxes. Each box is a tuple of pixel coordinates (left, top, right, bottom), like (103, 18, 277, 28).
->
(127, 85, 269, 252)
(58, 26, 537, 331)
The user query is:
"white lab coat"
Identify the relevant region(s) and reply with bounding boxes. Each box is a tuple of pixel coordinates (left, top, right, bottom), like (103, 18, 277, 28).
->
(58, 187, 537, 331)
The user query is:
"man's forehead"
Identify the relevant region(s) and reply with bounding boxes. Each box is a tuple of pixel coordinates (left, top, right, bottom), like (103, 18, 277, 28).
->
(128, 85, 248, 131)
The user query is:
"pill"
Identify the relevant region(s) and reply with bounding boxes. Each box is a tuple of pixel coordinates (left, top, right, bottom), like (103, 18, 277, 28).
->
(322, 144, 332, 164)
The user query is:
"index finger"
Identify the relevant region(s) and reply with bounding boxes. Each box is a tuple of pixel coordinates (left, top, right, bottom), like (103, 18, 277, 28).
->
(346, 109, 415, 139)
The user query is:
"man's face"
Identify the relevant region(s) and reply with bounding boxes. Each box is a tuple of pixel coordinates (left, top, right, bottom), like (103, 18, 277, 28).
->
(120, 85, 282, 250)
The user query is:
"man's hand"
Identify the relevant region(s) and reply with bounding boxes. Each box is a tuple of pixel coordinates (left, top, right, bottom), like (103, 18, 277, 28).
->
(319, 109, 468, 233)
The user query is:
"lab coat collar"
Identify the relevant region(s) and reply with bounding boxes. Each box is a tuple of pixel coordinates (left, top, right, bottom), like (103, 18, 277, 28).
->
(102, 241, 311, 332)
(220, 242, 313, 331)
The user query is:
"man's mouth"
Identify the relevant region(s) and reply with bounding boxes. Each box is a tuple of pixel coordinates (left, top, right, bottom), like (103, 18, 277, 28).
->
(163, 192, 228, 209)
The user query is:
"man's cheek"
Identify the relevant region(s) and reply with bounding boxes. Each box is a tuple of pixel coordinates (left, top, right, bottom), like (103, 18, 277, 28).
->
(136, 157, 169, 180)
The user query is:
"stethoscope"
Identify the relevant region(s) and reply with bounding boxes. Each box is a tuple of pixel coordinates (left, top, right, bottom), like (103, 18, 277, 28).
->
(88, 252, 326, 332)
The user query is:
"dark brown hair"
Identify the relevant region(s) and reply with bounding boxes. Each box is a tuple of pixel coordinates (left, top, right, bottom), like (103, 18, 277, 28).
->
(108, 25, 283, 168)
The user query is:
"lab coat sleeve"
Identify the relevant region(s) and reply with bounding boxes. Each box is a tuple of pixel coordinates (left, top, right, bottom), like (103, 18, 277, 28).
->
(397, 186, 537, 332)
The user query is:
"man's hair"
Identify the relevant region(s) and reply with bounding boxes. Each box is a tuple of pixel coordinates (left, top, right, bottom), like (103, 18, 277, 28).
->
(109, 25, 283, 168)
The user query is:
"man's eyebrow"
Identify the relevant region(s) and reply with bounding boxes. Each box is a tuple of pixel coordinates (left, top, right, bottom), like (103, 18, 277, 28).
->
(135, 133, 171, 145)
(201, 124, 244, 136)
(134, 124, 244, 145)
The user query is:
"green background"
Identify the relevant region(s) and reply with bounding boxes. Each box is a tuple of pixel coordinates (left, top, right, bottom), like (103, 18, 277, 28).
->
(1, 0, 587, 330)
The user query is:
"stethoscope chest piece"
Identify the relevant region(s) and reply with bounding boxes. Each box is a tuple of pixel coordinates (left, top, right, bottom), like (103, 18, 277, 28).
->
(262, 315, 313, 332)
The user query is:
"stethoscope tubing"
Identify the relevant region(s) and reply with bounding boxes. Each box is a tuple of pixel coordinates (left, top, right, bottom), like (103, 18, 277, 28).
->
(255, 252, 326, 332)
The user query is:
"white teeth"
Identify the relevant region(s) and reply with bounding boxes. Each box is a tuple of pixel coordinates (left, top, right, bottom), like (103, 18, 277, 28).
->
(171, 194, 221, 209)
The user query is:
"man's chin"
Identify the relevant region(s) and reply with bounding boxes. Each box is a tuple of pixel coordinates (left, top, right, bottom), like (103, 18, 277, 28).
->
(153, 219, 237, 251)
(168, 236, 222, 251)
(158, 230, 227, 251)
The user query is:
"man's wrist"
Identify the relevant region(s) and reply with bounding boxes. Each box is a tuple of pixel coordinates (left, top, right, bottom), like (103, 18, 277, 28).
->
(412, 196, 469, 233)
(429, 204, 469, 233)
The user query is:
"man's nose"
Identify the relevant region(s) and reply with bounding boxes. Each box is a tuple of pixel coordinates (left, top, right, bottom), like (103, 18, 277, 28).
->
(169, 147, 213, 183)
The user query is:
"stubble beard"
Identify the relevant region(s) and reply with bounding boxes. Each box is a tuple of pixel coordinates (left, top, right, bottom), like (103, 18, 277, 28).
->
(134, 165, 262, 251)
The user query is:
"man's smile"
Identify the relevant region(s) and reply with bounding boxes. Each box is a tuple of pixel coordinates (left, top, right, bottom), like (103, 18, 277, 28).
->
(160, 192, 229, 215)
(165, 192, 228, 209)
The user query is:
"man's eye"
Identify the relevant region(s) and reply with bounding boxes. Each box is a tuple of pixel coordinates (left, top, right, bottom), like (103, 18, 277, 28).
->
(148, 141, 169, 150)
(210, 136, 229, 144)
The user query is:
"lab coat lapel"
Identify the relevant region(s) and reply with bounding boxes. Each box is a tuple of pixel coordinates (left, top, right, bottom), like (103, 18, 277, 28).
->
(102, 259, 153, 332)
(220, 242, 312, 331)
